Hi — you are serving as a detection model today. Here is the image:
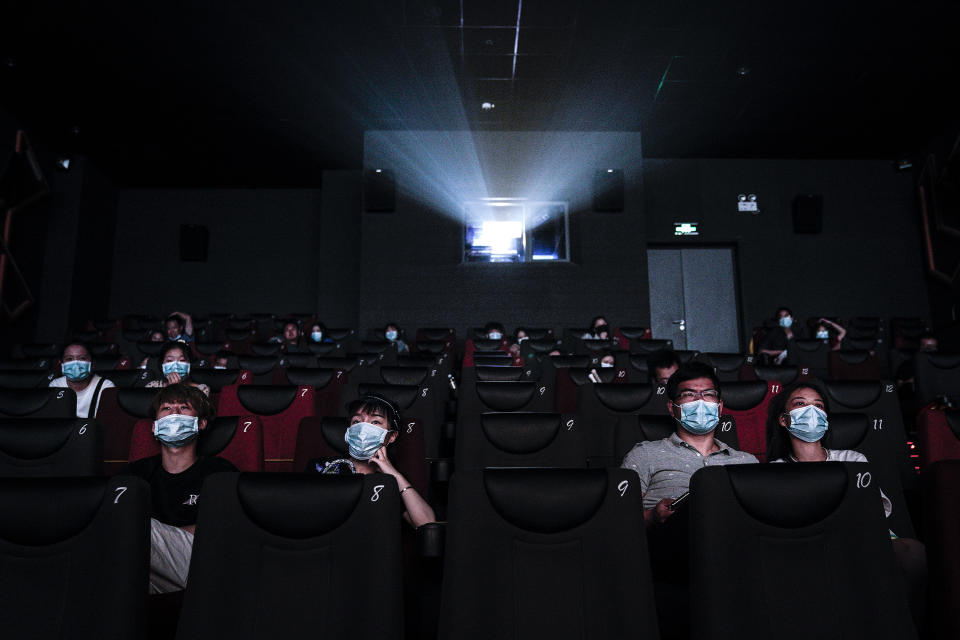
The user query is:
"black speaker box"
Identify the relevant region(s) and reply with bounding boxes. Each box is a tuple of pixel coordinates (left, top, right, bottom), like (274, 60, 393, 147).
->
(792, 194, 823, 234)
(179, 224, 209, 262)
(593, 169, 624, 212)
(364, 169, 395, 212)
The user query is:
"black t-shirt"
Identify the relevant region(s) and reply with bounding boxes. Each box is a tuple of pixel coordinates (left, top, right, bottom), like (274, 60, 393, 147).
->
(123, 455, 237, 527)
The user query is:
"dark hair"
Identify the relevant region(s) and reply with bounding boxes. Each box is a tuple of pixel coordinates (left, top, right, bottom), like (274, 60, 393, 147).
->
(919, 331, 937, 342)
(160, 341, 193, 363)
(665, 362, 721, 401)
(166, 315, 185, 330)
(62, 342, 92, 360)
(484, 321, 505, 335)
(591, 315, 607, 329)
(648, 350, 682, 375)
(150, 382, 215, 422)
(384, 321, 400, 331)
(346, 394, 401, 432)
(765, 380, 830, 462)
(775, 307, 792, 318)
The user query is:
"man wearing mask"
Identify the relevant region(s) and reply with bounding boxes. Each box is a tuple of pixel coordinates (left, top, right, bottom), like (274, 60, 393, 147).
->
(621, 361, 757, 528)
(49, 343, 115, 418)
(123, 384, 236, 593)
(165, 311, 194, 342)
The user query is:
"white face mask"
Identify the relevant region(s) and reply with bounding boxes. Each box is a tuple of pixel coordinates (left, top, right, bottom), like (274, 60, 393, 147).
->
(600, 361, 614, 368)
(487, 332, 502, 341)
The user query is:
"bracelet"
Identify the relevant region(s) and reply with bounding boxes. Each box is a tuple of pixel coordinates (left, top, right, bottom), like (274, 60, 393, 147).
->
(399, 485, 414, 494)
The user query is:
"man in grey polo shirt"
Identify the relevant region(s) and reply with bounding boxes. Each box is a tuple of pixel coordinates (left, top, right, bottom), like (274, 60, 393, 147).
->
(622, 361, 758, 528)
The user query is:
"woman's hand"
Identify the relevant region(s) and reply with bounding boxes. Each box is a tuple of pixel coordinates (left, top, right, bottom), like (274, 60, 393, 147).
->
(166, 372, 183, 384)
(368, 446, 399, 478)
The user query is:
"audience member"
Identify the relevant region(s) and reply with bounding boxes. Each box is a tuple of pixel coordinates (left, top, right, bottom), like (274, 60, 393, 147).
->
(212, 351, 230, 370)
(49, 343, 115, 418)
(813, 317, 846, 350)
(165, 312, 194, 342)
(648, 350, 682, 386)
(307, 322, 333, 344)
(139, 330, 167, 369)
(147, 342, 211, 396)
(581, 315, 609, 339)
(384, 322, 409, 354)
(305, 395, 435, 528)
(758, 306, 800, 364)
(123, 384, 236, 593)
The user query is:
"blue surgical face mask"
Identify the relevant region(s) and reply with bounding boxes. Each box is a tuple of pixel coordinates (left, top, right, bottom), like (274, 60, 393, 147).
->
(385, 330, 398, 341)
(517, 335, 528, 343)
(786, 404, 829, 443)
(345, 422, 391, 460)
(778, 316, 793, 328)
(62, 360, 92, 382)
(674, 399, 720, 435)
(488, 331, 502, 341)
(816, 330, 829, 340)
(153, 413, 200, 447)
(310, 331, 323, 342)
(600, 361, 614, 368)
(162, 361, 190, 377)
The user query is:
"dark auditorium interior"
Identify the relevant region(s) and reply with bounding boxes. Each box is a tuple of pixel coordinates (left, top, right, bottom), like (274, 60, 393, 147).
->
(2, 1, 960, 639)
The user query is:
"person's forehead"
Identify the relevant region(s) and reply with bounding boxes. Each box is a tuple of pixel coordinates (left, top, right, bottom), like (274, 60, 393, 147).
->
(677, 376, 715, 389)
(165, 348, 186, 359)
(789, 389, 823, 403)
(64, 345, 89, 357)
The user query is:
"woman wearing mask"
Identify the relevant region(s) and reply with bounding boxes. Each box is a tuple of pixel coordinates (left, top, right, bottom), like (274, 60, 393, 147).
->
(812, 317, 846, 350)
(305, 395, 435, 528)
(758, 306, 801, 364)
(766, 381, 926, 623)
(384, 322, 409, 354)
(49, 342, 115, 418)
(146, 342, 210, 396)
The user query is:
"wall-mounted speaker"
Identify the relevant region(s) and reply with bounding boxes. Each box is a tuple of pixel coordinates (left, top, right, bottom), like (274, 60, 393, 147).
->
(364, 169, 395, 212)
(179, 224, 209, 262)
(792, 194, 823, 234)
(593, 169, 624, 212)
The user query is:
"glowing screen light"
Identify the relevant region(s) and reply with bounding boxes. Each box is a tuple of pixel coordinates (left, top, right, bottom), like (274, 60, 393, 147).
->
(674, 222, 699, 236)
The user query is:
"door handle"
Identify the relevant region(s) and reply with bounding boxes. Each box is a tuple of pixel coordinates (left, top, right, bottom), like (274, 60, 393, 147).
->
(672, 319, 686, 331)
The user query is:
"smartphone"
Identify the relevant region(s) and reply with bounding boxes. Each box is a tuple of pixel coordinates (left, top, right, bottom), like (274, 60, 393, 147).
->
(668, 491, 690, 510)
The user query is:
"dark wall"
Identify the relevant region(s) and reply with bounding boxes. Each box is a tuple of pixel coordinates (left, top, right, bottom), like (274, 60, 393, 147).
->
(644, 159, 930, 341)
(109, 189, 323, 317)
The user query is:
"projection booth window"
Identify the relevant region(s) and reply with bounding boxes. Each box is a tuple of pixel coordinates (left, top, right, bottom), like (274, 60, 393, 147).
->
(463, 200, 569, 263)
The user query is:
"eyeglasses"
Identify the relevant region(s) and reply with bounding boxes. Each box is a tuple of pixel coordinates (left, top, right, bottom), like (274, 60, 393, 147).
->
(675, 389, 720, 403)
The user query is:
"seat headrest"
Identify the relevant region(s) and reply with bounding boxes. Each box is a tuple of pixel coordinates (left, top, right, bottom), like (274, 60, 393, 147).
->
(250, 343, 283, 356)
(525, 339, 558, 353)
(416, 341, 447, 354)
(237, 473, 363, 538)
(790, 339, 824, 353)
(476, 382, 539, 410)
(473, 338, 503, 351)
(480, 413, 562, 454)
(475, 366, 524, 382)
(569, 368, 615, 385)
(21, 344, 60, 358)
(0, 370, 55, 388)
(636, 415, 676, 441)
(753, 365, 798, 384)
(581, 339, 615, 352)
(618, 327, 648, 339)
(823, 413, 869, 450)
(325, 328, 354, 341)
(358, 340, 390, 354)
(0, 418, 79, 459)
(0, 388, 71, 417)
(593, 384, 655, 412)
(836, 350, 871, 365)
(284, 368, 336, 388)
(549, 355, 591, 369)
(629, 355, 650, 373)
(846, 338, 877, 351)
(225, 329, 254, 341)
(380, 366, 428, 386)
(631, 339, 673, 354)
(703, 353, 747, 371)
(116, 389, 158, 418)
(474, 354, 513, 366)
(307, 342, 339, 355)
(397, 355, 438, 368)
(189, 369, 242, 391)
(922, 353, 960, 369)
(281, 354, 317, 368)
(315, 356, 359, 372)
(718, 381, 767, 410)
(0, 476, 108, 545)
(101, 369, 153, 387)
(723, 463, 848, 528)
(237, 356, 280, 375)
(483, 468, 608, 534)
(356, 384, 420, 410)
(823, 381, 881, 409)
(193, 342, 223, 355)
(236, 386, 299, 415)
(321, 417, 350, 456)
(420, 328, 453, 340)
(198, 416, 239, 457)
(524, 328, 553, 340)
(136, 341, 166, 356)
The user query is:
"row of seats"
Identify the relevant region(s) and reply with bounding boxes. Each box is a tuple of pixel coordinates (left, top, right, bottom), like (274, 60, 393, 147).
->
(0, 463, 932, 639)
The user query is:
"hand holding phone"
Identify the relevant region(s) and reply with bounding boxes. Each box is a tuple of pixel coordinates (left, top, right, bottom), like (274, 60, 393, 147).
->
(668, 491, 690, 511)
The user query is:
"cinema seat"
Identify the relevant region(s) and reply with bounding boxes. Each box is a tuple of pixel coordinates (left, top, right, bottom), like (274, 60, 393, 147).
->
(95, 387, 157, 474)
(787, 339, 829, 379)
(630, 338, 673, 355)
(689, 463, 916, 640)
(0, 418, 103, 476)
(217, 385, 317, 471)
(914, 351, 960, 406)
(829, 349, 884, 380)
(273, 367, 344, 416)
(98, 368, 156, 388)
(717, 380, 773, 462)
(236, 355, 281, 384)
(176, 473, 403, 640)
(438, 468, 658, 640)
(697, 352, 751, 382)
(917, 407, 960, 470)
(612, 414, 740, 467)
(0, 475, 150, 639)
(0, 369, 57, 388)
(923, 460, 960, 640)
(454, 412, 586, 470)
(0, 387, 77, 419)
(128, 415, 264, 472)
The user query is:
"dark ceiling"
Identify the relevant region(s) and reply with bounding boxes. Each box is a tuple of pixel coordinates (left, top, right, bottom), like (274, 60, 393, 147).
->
(2, 0, 958, 187)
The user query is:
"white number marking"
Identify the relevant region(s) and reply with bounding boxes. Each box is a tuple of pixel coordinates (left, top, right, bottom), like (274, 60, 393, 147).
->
(566, 419, 575, 431)
(301, 388, 308, 397)
(56, 390, 65, 399)
(856, 472, 872, 488)
(371, 484, 385, 502)
(539, 386, 546, 396)
(243, 421, 252, 433)
(721, 420, 732, 432)
(114, 486, 127, 504)
(617, 480, 629, 497)
(79, 423, 88, 435)
(407, 422, 414, 434)
(872, 418, 883, 430)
